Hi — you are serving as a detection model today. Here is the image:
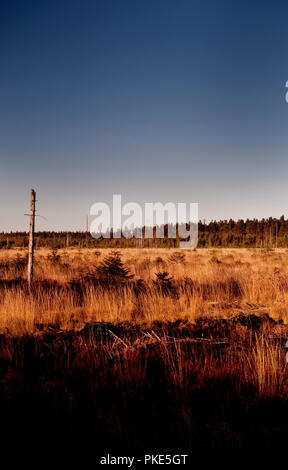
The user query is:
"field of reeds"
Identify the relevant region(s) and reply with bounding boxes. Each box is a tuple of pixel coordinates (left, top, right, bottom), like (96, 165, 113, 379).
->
(1, 247, 288, 449)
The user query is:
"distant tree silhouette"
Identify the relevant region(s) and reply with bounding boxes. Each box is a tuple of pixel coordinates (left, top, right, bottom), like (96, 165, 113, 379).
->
(2, 216, 288, 248)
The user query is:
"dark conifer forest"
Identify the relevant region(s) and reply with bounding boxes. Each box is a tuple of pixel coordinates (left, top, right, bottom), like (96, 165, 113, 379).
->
(1, 217, 286, 249)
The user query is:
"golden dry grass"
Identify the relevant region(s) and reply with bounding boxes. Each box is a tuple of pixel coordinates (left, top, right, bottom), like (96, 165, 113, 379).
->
(1, 247, 288, 334)
(1, 247, 288, 447)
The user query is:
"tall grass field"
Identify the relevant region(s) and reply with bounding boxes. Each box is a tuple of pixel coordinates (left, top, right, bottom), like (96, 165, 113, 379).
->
(0, 247, 288, 449)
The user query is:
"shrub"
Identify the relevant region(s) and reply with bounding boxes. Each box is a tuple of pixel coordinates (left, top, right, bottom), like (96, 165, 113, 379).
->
(96, 250, 134, 282)
(153, 271, 176, 296)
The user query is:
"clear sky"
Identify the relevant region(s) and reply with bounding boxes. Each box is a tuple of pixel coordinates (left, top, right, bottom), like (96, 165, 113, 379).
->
(1, 0, 288, 231)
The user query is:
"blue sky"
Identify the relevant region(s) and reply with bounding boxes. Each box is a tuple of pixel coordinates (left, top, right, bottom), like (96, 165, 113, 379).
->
(1, 0, 288, 230)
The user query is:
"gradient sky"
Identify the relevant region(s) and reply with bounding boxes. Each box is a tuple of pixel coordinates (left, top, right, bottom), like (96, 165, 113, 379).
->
(1, 0, 288, 231)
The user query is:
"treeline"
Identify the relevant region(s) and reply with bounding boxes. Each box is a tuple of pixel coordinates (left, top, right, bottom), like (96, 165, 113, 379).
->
(0, 216, 286, 249)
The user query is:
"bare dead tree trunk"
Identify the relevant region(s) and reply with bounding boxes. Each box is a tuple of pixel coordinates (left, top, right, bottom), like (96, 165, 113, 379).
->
(28, 189, 36, 289)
